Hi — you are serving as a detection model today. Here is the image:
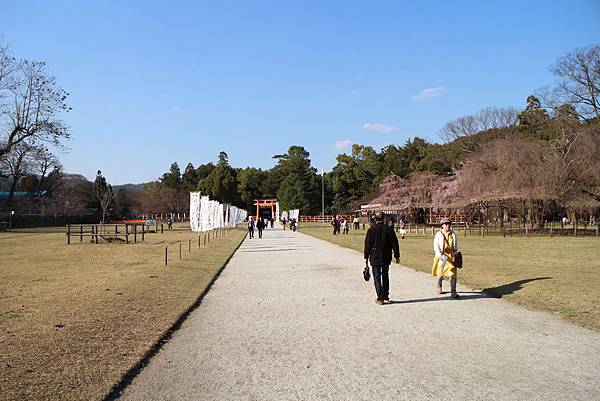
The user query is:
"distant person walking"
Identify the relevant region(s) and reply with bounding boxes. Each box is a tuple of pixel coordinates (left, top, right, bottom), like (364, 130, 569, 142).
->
(343, 218, 350, 234)
(432, 218, 460, 298)
(332, 216, 341, 235)
(256, 217, 265, 238)
(282, 217, 286, 230)
(399, 219, 406, 239)
(353, 216, 360, 230)
(166, 216, 173, 230)
(364, 211, 400, 305)
(247, 217, 255, 239)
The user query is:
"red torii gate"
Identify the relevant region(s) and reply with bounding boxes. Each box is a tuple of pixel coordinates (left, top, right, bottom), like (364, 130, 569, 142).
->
(254, 198, 277, 219)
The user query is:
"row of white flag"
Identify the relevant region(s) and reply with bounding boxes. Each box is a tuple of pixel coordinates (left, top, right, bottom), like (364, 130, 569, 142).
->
(281, 209, 300, 221)
(189, 192, 248, 232)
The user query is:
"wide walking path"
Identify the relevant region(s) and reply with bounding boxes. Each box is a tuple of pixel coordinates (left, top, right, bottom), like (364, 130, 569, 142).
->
(118, 227, 600, 401)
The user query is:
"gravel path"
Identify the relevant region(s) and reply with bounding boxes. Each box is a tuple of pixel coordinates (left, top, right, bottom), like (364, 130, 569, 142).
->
(117, 227, 600, 401)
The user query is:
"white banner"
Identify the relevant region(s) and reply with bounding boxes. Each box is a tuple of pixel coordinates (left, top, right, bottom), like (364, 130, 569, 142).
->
(190, 192, 201, 231)
(190, 192, 248, 232)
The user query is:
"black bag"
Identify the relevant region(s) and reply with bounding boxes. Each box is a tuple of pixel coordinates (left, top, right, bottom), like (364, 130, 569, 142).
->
(363, 266, 370, 281)
(454, 251, 463, 269)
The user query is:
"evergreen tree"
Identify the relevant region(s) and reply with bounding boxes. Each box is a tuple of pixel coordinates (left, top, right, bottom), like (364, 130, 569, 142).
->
(275, 146, 319, 214)
(198, 151, 239, 204)
(518, 95, 550, 128)
(237, 167, 266, 210)
(181, 162, 198, 192)
(161, 162, 182, 189)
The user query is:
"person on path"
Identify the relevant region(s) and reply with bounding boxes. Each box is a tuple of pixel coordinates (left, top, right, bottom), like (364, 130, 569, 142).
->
(364, 211, 400, 305)
(282, 217, 286, 230)
(432, 218, 460, 298)
(343, 218, 350, 234)
(166, 216, 173, 230)
(256, 217, 265, 238)
(247, 217, 255, 239)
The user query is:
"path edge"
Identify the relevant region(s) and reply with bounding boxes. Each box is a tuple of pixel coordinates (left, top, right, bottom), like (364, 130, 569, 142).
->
(103, 231, 248, 401)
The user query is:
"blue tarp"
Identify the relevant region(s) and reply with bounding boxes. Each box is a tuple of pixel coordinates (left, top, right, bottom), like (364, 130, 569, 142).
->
(0, 191, 47, 200)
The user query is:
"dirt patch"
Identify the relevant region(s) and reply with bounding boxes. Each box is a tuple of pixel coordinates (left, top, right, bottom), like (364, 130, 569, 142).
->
(0, 225, 246, 401)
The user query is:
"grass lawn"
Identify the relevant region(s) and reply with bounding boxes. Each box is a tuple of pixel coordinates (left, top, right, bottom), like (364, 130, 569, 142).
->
(0, 224, 246, 401)
(300, 224, 600, 332)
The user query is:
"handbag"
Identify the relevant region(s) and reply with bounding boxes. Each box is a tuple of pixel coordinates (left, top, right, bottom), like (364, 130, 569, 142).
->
(363, 266, 370, 281)
(454, 251, 463, 269)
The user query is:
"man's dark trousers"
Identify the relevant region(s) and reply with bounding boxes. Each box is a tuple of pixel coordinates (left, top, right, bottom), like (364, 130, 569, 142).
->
(258, 228, 263, 238)
(371, 264, 389, 301)
(248, 228, 254, 239)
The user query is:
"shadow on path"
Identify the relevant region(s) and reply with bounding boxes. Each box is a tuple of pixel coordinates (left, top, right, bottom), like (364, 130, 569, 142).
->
(482, 277, 552, 298)
(238, 247, 315, 253)
(386, 293, 488, 305)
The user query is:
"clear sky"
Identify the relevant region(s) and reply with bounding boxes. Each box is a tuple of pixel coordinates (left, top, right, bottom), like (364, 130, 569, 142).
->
(2, 0, 599, 184)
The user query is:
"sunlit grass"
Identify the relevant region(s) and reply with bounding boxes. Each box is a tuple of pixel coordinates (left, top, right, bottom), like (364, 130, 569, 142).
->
(0, 223, 246, 401)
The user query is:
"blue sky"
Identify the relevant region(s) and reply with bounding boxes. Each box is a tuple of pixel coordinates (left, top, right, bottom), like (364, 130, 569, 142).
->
(2, 0, 599, 184)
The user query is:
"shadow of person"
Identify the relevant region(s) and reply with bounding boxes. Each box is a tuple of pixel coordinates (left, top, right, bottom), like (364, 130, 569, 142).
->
(482, 277, 552, 298)
(386, 293, 488, 304)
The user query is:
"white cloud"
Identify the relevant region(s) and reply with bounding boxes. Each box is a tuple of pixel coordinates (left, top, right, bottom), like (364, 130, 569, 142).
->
(412, 86, 445, 100)
(362, 122, 399, 133)
(335, 140, 353, 149)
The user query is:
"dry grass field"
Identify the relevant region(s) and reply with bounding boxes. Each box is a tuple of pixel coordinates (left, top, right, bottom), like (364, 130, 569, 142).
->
(0, 224, 247, 401)
(300, 224, 600, 332)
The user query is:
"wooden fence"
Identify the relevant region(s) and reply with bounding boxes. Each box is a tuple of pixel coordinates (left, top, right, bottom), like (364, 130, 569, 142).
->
(298, 215, 354, 223)
(66, 222, 163, 244)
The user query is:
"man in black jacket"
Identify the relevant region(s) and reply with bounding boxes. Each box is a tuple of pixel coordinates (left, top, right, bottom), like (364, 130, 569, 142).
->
(364, 211, 400, 305)
(247, 217, 255, 239)
(256, 217, 265, 238)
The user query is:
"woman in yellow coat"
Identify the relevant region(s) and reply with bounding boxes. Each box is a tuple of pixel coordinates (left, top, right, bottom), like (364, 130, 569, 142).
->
(432, 218, 460, 298)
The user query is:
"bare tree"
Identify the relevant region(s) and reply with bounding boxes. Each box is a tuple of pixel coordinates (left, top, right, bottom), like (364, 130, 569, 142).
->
(440, 106, 520, 151)
(0, 142, 33, 203)
(94, 170, 116, 223)
(0, 41, 70, 159)
(30, 147, 63, 196)
(544, 45, 600, 122)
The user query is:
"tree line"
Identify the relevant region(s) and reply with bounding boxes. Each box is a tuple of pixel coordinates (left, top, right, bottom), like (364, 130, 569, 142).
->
(1, 42, 598, 223)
